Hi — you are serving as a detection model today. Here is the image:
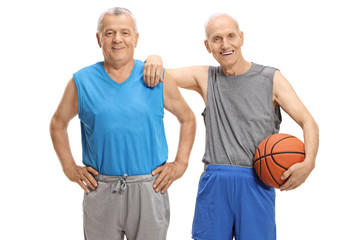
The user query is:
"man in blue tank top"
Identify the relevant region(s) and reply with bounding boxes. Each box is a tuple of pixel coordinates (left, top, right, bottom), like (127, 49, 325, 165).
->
(144, 14, 319, 240)
(50, 7, 196, 240)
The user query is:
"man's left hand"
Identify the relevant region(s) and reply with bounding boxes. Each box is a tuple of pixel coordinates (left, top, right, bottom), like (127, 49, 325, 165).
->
(279, 159, 315, 191)
(152, 161, 188, 193)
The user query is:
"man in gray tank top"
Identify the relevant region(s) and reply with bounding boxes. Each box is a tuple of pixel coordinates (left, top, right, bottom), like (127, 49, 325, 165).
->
(144, 14, 319, 240)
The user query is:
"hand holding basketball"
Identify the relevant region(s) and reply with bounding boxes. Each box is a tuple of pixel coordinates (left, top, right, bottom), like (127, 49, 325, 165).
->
(253, 133, 307, 189)
(279, 159, 314, 191)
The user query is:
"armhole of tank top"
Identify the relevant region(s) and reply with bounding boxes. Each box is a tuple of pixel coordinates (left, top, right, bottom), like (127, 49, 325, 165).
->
(158, 68, 165, 118)
(72, 73, 82, 119)
(202, 66, 214, 117)
(271, 68, 282, 124)
(159, 68, 166, 109)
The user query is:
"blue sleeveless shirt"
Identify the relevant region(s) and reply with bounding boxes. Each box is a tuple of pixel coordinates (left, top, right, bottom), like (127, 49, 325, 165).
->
(73, 60, 168, 176)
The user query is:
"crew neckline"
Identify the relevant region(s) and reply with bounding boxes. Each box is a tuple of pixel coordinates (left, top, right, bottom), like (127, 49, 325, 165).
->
(219, 62, 256, 79)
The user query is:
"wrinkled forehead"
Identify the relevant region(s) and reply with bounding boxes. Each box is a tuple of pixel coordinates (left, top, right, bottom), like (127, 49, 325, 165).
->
(101, 14, 136, 32)
(206, 16, 240, 38)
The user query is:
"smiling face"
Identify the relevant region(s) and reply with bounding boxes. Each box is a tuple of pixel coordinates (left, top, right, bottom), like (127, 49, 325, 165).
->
(96, 14, 139, 65)
(204, 15, 244, 70)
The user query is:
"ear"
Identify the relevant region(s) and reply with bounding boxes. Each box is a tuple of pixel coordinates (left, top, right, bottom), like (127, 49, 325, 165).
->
(96, 33, 101, 48)
(240, 31, 244, 47)
(204, 40, 211, 53)
(134, 33, 139, 48)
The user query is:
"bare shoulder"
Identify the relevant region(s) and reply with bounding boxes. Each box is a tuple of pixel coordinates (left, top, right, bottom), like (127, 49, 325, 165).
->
(273, 70, 294, 100)
(53, 78, 78, 124)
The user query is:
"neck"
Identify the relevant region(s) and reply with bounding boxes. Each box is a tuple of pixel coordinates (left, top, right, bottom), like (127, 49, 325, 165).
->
(103, 59, 135, 83)
(221, 57, 252, 76)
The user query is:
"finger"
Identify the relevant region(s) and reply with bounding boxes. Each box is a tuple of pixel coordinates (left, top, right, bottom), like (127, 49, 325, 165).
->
(149, 65, 156, 87)
(281, 168, 293, 181)
(153, 170, 167, 190)
(82, 175, 96, 190)
(282, 182, 296, 191)
(154, 67, 163, 86)
(160, 68, 164, 82)
(143, 65, 147, 81)
(153, 69, 160, 86)
(161, 179, 174, 193)
(84, 171, 98, 189)
(87, 167, 99, 176)
(156, 176, 169, 193)
(152, 165, 164, 176)
(143, 65, 151, 87)
(280, 178, 293, 191)
(288, 179, 304, 191)
(77, 180, 90, 193)
(159, 77, 164, 83)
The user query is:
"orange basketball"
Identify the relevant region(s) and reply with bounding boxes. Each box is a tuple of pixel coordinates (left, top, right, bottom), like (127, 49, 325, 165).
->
(253, 133, 305, 188)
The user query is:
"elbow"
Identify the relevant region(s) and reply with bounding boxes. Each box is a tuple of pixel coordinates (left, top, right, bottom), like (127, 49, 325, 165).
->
(49, 114, 67, 136)
(314, 120, 319, 137)
(309, 118, 319, 138)
(300, 115, 319, 136)
(180, 109, 197, 129)
(49, 115, 56, 134)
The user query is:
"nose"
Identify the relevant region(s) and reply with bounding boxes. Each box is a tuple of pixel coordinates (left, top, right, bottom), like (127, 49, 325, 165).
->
(221, 39, 230, 50)
(113, 32, 123, 43)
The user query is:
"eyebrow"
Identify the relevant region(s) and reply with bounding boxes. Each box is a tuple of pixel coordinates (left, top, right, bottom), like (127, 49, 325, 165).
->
(104, 28, 131, 32)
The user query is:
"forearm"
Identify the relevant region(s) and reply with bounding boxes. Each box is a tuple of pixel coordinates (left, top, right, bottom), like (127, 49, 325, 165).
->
(302, 118, 319, 168)
(50, 118, 77, 171)
(174, 111, 196, 165)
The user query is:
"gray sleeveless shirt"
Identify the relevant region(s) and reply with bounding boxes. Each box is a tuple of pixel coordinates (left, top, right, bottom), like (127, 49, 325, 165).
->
(202, 63, 282, 167)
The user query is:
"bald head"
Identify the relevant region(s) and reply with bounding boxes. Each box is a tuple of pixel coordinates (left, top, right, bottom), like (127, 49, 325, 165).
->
(204, 14, 240, 39)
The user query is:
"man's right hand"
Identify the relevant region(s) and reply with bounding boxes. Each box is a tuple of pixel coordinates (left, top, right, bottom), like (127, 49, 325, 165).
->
(63, 165, 99, 193)
(143, 55, 164, 87)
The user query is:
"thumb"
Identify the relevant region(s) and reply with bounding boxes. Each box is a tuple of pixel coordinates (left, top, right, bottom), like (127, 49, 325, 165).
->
(281, 168, 293, 180)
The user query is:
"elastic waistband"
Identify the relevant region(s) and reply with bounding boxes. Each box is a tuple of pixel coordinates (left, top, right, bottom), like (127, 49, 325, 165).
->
(95, 174, 156, 193)
(205, 164, 256, 177)
(95, 174, 155, 184)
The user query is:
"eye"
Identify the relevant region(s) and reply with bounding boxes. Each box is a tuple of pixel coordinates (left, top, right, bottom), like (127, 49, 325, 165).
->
(105, 32, 113, 36)
(229, 34, 235, 38)
(214, 37, 220, 42)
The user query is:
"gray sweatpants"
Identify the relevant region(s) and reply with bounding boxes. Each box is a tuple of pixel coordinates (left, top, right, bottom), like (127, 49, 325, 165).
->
(83, 174, 170, 240)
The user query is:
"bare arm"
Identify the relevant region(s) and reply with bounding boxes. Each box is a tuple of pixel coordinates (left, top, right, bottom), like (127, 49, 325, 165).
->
(50, 78, 98, 193)
(143, 55, 208, 101)
(273, 70, 319, 191)
(152, 76, 196, 193)
(165, 66, 208, 96)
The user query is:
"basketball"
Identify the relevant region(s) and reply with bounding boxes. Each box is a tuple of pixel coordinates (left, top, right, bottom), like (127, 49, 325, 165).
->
(253, 133, 305, 188)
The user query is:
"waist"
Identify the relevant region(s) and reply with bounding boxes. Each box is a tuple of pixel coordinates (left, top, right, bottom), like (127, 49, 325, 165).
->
(95, 173, 156, 184)
(205, 164, 257, 177)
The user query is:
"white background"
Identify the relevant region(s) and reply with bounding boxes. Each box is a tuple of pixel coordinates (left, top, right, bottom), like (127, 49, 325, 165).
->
(1, 0, 359, 239)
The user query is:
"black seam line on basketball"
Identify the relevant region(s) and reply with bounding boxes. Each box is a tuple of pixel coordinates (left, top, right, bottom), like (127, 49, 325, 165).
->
(270, 136, 300, 171)
(263, 135, 272, 172)
(254, 152, 305, 163)
(257, 148, 263, 182)
(264, 135, 280, 187)
(264, 155, 281, 187)
(271, 136, 296, 155)
(254, 135, 298, 163)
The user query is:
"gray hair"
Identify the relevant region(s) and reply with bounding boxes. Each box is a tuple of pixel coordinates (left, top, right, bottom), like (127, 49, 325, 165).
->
(204, 13, 240, 39)
(97, 7, 138, 34)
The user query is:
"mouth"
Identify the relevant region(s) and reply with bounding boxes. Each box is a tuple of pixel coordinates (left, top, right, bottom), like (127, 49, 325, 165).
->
(220, 50, 234, 56)
(112, 46, 124, 50)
